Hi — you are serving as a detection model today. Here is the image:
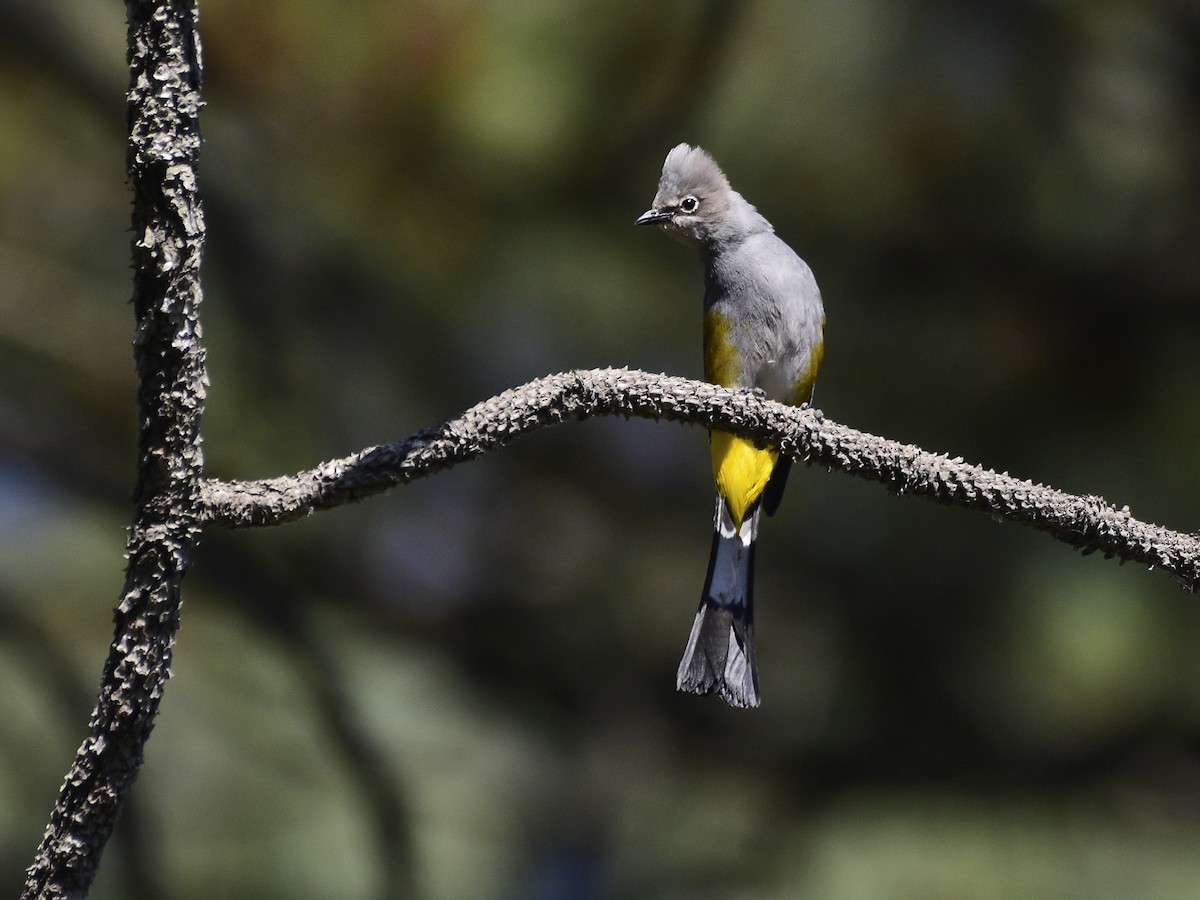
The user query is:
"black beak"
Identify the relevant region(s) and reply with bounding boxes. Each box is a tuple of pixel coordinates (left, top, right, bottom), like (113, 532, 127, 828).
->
(635, 208, 672, 227)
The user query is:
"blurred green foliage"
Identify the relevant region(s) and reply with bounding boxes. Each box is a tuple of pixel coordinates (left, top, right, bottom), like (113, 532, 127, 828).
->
(3, 1, 1200, 897)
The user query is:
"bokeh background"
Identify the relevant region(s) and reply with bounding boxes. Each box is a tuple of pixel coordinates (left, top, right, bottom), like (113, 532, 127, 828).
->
(3, 1, 1200, 897)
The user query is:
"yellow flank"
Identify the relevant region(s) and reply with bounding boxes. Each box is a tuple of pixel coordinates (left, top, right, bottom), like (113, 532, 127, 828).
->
(703, 308, 739, 387)
(789, 333, 825, 406)
(711, 430, 778, 527)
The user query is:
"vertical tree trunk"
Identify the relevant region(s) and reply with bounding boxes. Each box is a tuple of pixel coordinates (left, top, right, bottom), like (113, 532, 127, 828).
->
(22, 2, 207, 896)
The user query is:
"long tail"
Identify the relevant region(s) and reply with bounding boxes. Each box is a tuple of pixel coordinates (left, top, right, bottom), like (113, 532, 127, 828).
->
(676, 497, 760, 708)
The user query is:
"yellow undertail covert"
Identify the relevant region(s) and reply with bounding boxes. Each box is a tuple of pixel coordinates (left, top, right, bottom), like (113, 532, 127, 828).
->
(711, 432, 778, 527)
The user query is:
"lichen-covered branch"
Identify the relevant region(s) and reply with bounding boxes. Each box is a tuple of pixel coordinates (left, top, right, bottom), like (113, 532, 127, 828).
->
(23, 2, 207, 896)
(199, 367, 1200, 592)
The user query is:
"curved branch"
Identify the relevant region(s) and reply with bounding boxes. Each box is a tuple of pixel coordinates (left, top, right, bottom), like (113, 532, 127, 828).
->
(199, 367, 1200, 592)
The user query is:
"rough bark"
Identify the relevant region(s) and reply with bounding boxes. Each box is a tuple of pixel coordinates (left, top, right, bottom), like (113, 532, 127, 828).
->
(22, 2, 206, 896)
(199, 367, 1200, 592)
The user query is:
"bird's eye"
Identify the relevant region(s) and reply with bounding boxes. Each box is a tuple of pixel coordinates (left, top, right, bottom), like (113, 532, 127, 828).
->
(679, 196, 699, 214)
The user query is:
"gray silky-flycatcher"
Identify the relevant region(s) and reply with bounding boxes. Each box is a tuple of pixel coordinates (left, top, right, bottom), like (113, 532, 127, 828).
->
(636, 143, 826, 708)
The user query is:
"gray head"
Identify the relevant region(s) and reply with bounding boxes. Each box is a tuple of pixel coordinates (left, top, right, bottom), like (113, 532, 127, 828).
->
(635, 143, 770, 248)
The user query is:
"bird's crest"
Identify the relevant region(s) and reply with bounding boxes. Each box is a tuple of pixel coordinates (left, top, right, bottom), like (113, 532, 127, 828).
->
(658, 143, 730, 199)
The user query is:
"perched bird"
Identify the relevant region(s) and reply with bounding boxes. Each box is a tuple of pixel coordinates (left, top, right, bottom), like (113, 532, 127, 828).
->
(636, 144, 825, 708)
